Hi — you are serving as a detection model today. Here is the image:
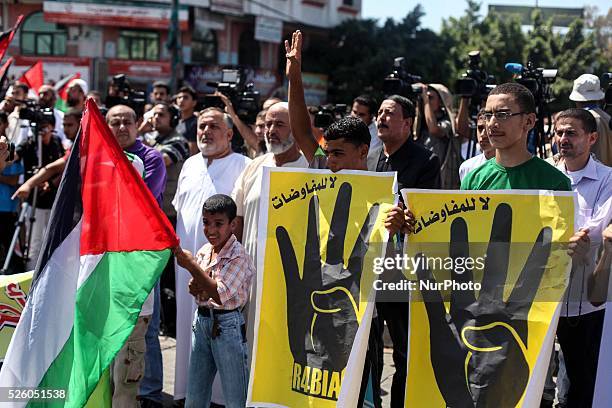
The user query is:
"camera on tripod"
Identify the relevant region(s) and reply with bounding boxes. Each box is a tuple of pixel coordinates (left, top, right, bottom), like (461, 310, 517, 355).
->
(205, 69, 260, 123)
(455, 51, 496, 101)
(105, 74, 146, 116)
(505, 61, 557, 103)
(313, 104, 347, 129)
(382, 57, 422, 98)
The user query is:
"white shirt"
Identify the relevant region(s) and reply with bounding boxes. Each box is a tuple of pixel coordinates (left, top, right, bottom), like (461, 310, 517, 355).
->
(556, 156, 612, 317)
(232, 152, 308, 266)
(368, 121, 381, 151)
(171, 152, 251, 400)
(459, 153, 489, 181)
(173, 152, 251, 260)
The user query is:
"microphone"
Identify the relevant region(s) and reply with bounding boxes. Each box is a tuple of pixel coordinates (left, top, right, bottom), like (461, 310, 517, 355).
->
(505, 63, 523, 75)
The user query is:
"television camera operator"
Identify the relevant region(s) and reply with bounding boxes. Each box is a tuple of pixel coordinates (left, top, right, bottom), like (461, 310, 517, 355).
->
(12, 111, 64, 271)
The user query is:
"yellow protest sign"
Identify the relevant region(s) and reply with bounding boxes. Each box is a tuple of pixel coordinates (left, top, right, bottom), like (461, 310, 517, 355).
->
(0, 272, 33, 362)
(401, 190, 574, 407)
(248, 168, 395, 407)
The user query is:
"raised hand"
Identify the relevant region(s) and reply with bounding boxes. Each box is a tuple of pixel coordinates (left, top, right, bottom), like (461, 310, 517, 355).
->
(284, 30, 303, 80)
(276, 182, 379, 397)
(415, 203, 553, 407)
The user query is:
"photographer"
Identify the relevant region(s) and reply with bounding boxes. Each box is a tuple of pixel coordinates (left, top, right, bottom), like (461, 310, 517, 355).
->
(215, 90, 261, 157)
(11, 109, 82, 203)
(12, 114, 64, 270)
(418, 83, 461, 189)
(0, 114, 23, 265)
(38, 84, 68, 148)
(6, 83, 31, 145)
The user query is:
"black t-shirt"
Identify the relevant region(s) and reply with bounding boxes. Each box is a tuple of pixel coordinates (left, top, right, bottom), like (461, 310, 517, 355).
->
(16, 135, 65, 209)
(373, 138, 441, 192)
(176, 115, 197, 143)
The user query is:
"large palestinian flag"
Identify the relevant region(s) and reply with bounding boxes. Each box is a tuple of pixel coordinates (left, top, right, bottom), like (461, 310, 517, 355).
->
(0, 99, 178, 407)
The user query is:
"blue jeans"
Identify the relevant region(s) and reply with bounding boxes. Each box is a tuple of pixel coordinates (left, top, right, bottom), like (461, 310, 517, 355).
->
(185, 309, 249, 408)
(139, 282, 163, 402)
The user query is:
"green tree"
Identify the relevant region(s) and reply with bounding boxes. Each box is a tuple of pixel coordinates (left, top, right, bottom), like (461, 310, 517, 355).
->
(552, 18, 601, 108)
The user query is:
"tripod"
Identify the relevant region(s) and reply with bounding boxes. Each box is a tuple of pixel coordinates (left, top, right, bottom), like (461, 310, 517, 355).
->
(1, 121, 44, 274)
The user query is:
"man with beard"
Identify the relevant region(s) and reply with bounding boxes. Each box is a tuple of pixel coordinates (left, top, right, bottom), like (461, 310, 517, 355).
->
(172, 107, 251, 402)
(66, 79, 87, 111)
(551, 108, 612, 408)
(232, 101, 308, 264)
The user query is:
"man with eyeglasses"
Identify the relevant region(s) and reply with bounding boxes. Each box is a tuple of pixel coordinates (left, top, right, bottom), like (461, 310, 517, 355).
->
(460, 83, 570, 191)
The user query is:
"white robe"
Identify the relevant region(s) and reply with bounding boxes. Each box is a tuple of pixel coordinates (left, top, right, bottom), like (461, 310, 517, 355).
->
(172, 152, 251, 400)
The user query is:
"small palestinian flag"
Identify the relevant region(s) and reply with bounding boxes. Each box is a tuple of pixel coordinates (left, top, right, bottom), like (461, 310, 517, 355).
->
(0, 15, 23, 62)
(0, 98, 178, 407)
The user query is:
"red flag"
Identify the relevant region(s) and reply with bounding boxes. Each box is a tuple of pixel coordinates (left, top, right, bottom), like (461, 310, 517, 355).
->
(19, 61, 44, 91)
(0, 57, 13, 99)
(0, 15, 24, 62)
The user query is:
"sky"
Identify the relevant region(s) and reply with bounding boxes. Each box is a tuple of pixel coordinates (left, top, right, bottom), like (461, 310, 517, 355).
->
(362, 0, 611, 32)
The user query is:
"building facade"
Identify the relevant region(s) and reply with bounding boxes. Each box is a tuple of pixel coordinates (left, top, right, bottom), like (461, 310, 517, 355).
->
(1, 0, 361, 102)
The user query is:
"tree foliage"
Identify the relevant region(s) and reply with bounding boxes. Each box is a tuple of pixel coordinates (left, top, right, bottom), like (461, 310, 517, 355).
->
(309, 1, 610, 108)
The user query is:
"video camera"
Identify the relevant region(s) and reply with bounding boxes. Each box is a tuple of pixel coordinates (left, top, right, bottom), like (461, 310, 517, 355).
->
(505, 61, 557, 104)
(455, 51, 496, 101)
(382, 57, 422, 99)
(205, 69, 260, 123)
(105, 74, 146, 117)
(313, 104, 347, 129)
(505, 61, 557, 158)
(18, 100, 55, 124)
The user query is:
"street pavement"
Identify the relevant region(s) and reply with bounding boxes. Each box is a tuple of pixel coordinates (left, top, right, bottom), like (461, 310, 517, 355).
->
(158, 335, 395, 407)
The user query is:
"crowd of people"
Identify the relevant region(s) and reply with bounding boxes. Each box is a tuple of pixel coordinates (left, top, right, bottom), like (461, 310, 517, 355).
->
(0, 28, 611, 408)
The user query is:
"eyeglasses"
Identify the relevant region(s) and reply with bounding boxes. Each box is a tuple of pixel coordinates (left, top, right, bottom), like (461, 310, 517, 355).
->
(483, 111, 526, 121)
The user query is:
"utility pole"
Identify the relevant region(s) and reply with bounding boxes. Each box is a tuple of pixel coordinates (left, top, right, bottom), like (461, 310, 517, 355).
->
(168, 0, 182, 93)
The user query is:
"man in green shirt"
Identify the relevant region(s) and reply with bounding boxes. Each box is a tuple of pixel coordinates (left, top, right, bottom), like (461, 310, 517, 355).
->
(461, 82, 571, 191)
(408, 83, 589, 407)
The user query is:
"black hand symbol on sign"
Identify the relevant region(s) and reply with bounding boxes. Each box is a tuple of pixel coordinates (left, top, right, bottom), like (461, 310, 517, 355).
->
(415, 203, 552, 408)
(276, 182, 380, 373)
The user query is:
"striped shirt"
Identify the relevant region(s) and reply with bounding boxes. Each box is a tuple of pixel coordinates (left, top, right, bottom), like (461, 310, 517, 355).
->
(194, 234, 255, 310)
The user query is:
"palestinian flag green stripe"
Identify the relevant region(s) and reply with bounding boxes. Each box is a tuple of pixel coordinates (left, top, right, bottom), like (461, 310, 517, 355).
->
(31, 250, 170, 407)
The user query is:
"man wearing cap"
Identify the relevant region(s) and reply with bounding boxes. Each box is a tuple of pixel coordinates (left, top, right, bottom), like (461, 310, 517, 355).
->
(570, 74, 612, 166)
(66, 79, 88, 111)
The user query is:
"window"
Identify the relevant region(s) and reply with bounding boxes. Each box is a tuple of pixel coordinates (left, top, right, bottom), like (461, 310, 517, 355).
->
(21, 12, 67, 56)
(192, 28, 217, 64)
(117, 30, 159, 60)
(343, 0, 354, 5)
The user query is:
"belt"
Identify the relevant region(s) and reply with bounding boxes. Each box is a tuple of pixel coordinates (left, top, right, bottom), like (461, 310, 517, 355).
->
(198, 306, 237, 316)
